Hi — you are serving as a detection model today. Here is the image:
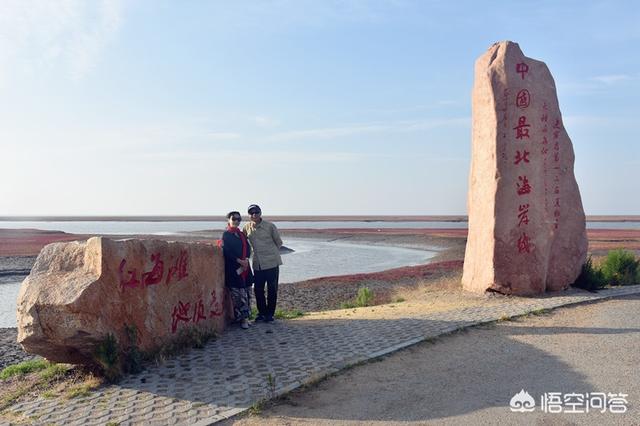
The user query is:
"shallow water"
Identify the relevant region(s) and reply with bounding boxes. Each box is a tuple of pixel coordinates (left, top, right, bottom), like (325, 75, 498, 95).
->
(279, 237, 435, 284)
(0, 238, 435, 328)
(0, 277, 21, 329)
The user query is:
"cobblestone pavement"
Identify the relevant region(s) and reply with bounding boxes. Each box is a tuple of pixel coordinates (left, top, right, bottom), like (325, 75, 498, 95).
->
(3, 285, 640, 425)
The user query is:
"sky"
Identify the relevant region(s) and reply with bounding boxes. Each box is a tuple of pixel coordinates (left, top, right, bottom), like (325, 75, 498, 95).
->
(0, 0, 638, 216)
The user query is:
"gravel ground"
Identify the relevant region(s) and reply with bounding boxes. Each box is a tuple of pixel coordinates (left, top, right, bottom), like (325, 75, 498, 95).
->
(0, 328, 39, 371)
(228, 294, 640, 425)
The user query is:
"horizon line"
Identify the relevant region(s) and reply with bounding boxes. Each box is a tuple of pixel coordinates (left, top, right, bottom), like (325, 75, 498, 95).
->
(1, 215, 639, 222)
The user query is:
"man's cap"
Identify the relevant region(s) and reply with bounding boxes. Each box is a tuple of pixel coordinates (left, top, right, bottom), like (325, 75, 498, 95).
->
(248, 204, 261, 213)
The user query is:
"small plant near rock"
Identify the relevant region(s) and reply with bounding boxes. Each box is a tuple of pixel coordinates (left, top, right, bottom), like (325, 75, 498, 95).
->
(393, 297, 406, 303)
(572, 256, 606, 291)
(601, 249, 640, 286)
(340, 286, 376, 309)
(94, 333, 120, 382)
(356, 287, 374, 307)
(265, 373, 277, 399)
(122, 324, 143, 375)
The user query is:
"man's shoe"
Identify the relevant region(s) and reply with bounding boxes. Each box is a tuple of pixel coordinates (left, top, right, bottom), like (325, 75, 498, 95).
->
(265, 315, 274, 323)
(254, 314, 266, 322)
(241, 319, 250, 329)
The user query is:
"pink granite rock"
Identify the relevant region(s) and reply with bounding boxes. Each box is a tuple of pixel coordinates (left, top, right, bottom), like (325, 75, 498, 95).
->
(462, 41, 588, 295)
(17, 237, 227, 364)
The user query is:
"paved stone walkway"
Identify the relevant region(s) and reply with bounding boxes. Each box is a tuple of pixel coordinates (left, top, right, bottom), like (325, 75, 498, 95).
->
(3, 285, 640, 425)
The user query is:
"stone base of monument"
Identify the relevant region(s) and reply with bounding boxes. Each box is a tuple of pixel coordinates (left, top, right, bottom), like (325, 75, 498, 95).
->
(16, 237, 228, 367)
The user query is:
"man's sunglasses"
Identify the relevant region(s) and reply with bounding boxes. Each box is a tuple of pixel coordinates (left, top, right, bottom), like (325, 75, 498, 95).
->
(249, 211, 261, 215)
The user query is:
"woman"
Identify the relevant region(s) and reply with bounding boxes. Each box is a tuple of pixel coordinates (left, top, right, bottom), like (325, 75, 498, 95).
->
(221, 211, 253, 329)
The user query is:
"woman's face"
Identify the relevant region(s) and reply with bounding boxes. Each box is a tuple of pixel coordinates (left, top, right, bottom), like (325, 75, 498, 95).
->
(228, 214, 241, 228)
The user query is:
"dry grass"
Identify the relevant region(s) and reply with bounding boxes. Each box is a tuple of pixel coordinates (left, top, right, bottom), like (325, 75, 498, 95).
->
(297, 270, 507, 322)
(0, 363, 103, 422)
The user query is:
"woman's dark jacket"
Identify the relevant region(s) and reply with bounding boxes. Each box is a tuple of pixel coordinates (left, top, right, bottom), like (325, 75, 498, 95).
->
(222, 230, 253, 288)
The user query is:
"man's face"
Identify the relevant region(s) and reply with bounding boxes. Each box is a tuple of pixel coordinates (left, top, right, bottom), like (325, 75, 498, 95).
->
(249, 210, 262, 223)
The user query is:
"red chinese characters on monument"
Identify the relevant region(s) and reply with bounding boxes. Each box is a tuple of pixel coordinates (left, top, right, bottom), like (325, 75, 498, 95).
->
(513, 116, 531, 139)
(166, 250, 189, 285)
(517, 232, 533, 254)
(516, 62, 529, 79)
(514, 150, 530, 165)
(141, 253, 164, 286)
(171, 301, 191, 333)
(192, 299, 207, 324)
(552, 116, 562, 229)
(517, 175, 532, 195)
(516, 89, 530, 109)
(119, 259, 141, 289)
(119, 250, 190, 291)
(209, 289, 223, 317)
(517, 204, 530, 226)
(511, 65, 534, 255)
(170, 291, 223, 334)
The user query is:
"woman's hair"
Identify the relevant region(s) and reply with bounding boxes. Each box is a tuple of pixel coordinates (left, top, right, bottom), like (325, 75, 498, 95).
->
(226, 211, 241, 219)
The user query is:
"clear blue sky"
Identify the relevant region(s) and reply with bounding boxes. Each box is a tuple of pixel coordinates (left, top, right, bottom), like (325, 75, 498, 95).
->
(1, 0, 638, 216)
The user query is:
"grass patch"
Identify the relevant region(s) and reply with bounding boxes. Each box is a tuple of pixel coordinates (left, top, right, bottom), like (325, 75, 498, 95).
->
(498, 314, 512, 322)
(39, 363, 71, 381)
(340, 286, 375, 309)
(64, 375, 101, 399)
(529, 308, 550, 316)
(274, 309, 305, 319)
(0, 359, 49, 380)
(355, 287, 374, 307)
(0, 360, 81, 412)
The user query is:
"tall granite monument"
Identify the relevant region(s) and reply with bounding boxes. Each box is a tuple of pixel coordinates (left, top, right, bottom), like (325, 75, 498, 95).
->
(462, 41, 588, 295)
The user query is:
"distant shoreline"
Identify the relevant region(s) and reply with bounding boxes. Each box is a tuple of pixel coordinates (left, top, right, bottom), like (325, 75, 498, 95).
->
(0, 215, 638, 222)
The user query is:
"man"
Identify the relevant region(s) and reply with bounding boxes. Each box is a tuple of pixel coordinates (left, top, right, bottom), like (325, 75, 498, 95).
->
(243, 204, 283, 322)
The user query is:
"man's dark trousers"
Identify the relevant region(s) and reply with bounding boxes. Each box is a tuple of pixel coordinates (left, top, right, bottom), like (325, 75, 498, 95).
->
(254, 266, 279, 318)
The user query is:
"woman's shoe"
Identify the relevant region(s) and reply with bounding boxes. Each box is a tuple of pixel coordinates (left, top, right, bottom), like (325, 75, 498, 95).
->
(241, 319, 250, 329)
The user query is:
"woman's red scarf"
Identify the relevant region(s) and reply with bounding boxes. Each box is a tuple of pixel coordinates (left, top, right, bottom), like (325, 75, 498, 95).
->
(226, 226, 249, 281)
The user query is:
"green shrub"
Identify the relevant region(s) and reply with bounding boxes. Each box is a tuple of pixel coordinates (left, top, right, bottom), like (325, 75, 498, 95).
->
(122, 324, 143, 375)
(355, 287, 374, 307)
(601, 249, 640, 286)
(572, 256, 606, 291)
(0, 359, 49, 380)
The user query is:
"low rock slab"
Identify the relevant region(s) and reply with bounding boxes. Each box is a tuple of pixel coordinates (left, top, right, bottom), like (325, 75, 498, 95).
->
(17, 237, 226, 364)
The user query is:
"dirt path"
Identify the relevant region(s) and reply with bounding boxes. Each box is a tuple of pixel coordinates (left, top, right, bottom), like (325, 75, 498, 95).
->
(227, 295, 640, 425)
